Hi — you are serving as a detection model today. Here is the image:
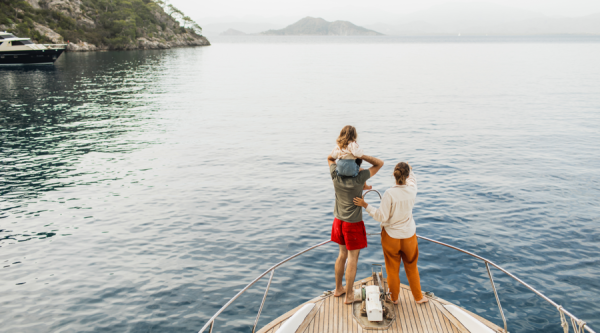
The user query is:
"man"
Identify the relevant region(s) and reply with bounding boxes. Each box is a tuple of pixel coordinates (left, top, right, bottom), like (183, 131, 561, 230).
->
(327, 154, 384, 304)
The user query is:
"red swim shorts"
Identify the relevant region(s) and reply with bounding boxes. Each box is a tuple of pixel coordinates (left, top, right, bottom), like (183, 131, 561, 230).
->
(331, 218, 367, 251)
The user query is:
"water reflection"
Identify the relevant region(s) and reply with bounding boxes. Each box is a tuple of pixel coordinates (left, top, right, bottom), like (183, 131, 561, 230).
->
(0, 51, 168, 217)
(0, 50, 172, 259)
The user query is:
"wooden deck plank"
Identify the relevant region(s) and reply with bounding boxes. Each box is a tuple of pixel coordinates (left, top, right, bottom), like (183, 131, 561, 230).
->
(314, 299, 325, 333)
(425, 298, 445, 333)
(337, 297, 342, 333)
(415, 300, 434, 333)
(352, 280, 360, 333)
(404, 288, 425, 333)
(395, 301, 409, 333)
(340, 294, 345, 333)
(332, 294, 338, 333)
(324, 295, 331, 333)
(428, 299, 450, 333)
(416, 295, 437, 333)
(432, 300, 470, 333)
(343, 296, 349, 333)
(317, 298, 326, 333)
(346, 294, 354, 333)
(402, 286, 423, 333)
(258, 275, 503, 333)
(436, 305, 457, 333)
(397, 286, 415, 333)
(400, 289, 416, 333)
(297, 299, 322, 333)
(400, 287, 420, 333)
(442, 314, 458, 333)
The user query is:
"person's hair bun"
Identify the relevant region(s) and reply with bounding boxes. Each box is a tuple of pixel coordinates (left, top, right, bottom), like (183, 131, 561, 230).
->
(394, 162, 410, 185)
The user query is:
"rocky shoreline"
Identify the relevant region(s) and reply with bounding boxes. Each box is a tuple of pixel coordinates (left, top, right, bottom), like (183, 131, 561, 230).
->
(2, 0, 210, 53)
(66, 34, 210, 52)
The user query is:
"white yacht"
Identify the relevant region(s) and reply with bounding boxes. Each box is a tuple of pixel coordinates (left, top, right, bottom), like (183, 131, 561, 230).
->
(0, 31, 66, 65)
(197, 191, 595, 333)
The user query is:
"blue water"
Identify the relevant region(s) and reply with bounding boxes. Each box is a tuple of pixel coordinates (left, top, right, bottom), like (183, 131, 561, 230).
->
(1, 37, 599, 333)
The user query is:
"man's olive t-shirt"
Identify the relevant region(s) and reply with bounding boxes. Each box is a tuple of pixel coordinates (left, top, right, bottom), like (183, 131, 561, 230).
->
(330, 163, 371, 223)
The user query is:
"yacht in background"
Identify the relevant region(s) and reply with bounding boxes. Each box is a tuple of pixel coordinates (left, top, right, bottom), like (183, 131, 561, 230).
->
(0, 31, 66, 65)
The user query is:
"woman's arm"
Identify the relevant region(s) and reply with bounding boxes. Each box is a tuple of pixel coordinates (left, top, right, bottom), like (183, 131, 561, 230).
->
(406, 170, 417, 191)
(353, 191, 393, 223)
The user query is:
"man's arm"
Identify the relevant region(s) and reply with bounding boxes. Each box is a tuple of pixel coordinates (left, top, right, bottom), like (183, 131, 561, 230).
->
(327, 154, 336, 166)
(360, 155, 384, 177)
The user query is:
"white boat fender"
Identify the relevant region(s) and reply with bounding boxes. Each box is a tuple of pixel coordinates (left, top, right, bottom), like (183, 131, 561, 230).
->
(275, 303, 315, 333)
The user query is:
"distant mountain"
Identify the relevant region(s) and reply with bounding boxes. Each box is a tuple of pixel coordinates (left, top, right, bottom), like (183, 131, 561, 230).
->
(220, 28, 247, 36)
(262, 17, 383, 36)
(203, 22, 282, 36)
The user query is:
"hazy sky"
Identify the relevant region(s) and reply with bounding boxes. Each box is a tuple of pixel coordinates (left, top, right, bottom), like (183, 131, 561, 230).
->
(170, 0, 600, 24)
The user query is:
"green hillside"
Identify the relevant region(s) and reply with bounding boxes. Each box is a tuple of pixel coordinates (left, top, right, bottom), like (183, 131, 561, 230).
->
(0, 0, 205, 49)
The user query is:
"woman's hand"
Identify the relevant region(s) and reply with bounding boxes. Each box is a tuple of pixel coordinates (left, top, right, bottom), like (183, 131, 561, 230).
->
(353, 197, 368, 208)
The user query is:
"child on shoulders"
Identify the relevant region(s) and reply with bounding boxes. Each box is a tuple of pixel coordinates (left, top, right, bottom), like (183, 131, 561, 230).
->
(331, 125, 364, 177)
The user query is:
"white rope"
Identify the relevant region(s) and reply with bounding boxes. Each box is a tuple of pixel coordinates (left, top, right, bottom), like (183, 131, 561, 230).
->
(571, 315, 587, 333)
(558, 306, 569, 333)
(557, 305, 587, 333)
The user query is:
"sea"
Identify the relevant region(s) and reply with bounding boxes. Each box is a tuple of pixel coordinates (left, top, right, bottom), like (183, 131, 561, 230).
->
(1, 36, 599, 333)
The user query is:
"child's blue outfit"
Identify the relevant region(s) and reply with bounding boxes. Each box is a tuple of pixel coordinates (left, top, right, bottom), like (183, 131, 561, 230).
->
(336, 159, 360, 177)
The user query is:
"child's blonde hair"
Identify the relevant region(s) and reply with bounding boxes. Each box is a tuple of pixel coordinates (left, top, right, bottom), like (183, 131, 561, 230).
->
(336, 125, 357, 150)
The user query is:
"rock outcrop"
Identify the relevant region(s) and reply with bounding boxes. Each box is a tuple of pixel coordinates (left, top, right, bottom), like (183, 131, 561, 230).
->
(2, 0, 210, 51)
(262, 17, 383, 36)
(33, 22, 63, 44)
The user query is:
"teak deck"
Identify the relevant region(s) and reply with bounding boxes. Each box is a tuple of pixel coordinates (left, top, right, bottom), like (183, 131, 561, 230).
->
(257, 276, 503, 333)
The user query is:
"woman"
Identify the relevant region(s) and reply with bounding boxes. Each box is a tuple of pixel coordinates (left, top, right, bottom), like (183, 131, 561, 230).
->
(353, 162, 428, 304)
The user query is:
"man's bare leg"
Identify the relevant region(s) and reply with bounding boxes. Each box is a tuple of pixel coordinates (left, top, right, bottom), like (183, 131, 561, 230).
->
(334, 245, 348, 297)
(344, 249, 360, 304)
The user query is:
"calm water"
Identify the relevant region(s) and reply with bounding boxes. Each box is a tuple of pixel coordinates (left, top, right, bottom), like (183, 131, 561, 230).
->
(1, 37, 599, 333)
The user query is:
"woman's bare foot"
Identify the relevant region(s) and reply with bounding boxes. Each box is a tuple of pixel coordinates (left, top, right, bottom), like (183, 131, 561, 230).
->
(333, 289, 346, 297)
(416, 297, 429, 304)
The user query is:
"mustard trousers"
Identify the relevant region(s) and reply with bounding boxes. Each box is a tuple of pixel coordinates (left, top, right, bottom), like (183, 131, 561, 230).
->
(381, 228, 423, 301)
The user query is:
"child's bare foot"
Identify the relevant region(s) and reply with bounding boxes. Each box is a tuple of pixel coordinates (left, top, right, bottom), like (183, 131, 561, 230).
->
(333, 288, 346, 297)
(363, 183, 372, 190)
(393, 300, 399, 305)
(416, 297, 429, 304)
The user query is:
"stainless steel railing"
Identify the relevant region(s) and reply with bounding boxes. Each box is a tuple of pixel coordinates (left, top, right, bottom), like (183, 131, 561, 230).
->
(198, 234, 595, 333)
(198, 190, 595, 333)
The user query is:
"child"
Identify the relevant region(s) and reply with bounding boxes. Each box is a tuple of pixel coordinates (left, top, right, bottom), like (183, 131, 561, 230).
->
(330, 125, 364, 177)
